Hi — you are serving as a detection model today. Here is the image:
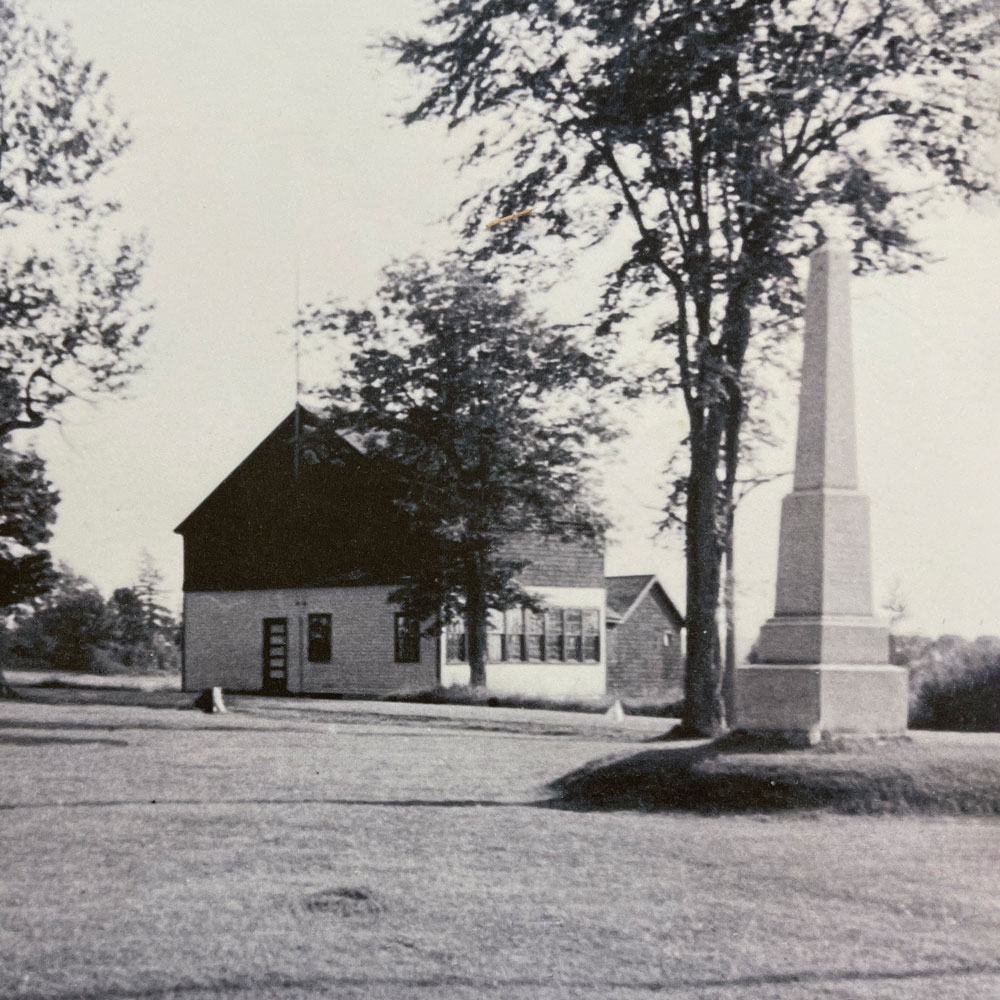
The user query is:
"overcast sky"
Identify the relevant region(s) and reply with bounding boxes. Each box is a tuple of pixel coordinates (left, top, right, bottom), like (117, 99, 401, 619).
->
(23, 0, 1000, 651)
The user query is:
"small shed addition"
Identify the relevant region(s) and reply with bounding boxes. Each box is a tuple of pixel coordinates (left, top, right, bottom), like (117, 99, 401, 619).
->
(605, 575, 684, 699)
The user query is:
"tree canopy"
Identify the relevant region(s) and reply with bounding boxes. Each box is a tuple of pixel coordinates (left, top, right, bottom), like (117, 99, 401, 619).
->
(298, 255, 617, 685)
(0, 0, 150, 439)
(0, 2, 150, 694)
(0, 439, 57, 611)
(388, 0, 1000, 732)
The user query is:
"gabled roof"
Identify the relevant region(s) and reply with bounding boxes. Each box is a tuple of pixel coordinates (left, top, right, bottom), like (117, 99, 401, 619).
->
(605, 574, 684, 626)
(174, 405, 360, 535)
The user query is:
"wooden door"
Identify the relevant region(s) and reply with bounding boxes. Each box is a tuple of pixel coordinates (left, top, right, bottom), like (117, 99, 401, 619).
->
(262, 618, 289, 694)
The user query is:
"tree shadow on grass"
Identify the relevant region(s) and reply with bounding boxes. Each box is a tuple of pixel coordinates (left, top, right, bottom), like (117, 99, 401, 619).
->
(0, 718, 306, 735)
(0, 733, 129, 747)
(545, 744, 833, 814)
(0, 796, 533, 812)
(11, 960, 1000, 1000)
(9, 684, 190, 710)
(543, 735, 1000, 815)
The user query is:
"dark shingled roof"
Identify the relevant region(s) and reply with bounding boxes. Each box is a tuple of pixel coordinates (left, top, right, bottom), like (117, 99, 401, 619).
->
(605, 574, 684, 625)
(605, 574, 656, 617)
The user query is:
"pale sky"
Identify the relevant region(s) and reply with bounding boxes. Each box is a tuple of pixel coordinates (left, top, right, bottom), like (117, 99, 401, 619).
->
(21, 1, 1000, 652)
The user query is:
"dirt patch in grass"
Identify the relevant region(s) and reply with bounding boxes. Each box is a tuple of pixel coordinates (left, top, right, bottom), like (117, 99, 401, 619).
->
(548, 733, 1000, 816)
(302, 887, 382, 918)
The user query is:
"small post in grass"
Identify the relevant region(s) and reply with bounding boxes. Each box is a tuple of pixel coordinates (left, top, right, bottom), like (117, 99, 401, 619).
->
(194, 686, 227, 713)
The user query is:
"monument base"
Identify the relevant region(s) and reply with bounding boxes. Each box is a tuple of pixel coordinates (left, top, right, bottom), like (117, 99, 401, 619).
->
(756, 615, 890, 664)
(734, 663, 908, 744)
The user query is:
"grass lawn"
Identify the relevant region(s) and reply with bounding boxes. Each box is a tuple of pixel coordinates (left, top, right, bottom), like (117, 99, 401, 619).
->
(1, 694, 998, 999)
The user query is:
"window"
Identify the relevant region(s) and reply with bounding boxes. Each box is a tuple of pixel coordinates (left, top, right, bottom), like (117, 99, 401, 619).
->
(525, 609, 543, 661)
(486, 609, 504, 662)
(443, 606, 601, 664)
(394, 614, 421, 663)
(564, 608, 583, 662)
(583, 610, 600, 662)
(543, 608, 563, 662)
(446, 619, 466, 663)
(504, 608, 524, 662)
(663, 630, 673, 647)
(307, 613, 331, 662)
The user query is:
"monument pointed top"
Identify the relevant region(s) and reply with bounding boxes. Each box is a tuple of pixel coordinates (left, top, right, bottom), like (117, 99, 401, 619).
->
(811, 239, 852, 257)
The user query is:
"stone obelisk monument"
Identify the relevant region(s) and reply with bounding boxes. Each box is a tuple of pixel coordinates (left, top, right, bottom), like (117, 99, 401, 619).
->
(735, 244, 908, 743)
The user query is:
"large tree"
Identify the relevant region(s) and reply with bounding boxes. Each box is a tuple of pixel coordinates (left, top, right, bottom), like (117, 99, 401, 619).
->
(0, 1, 149, 692)
(387, 0, 998, 733)
(0, 0, 149, 439)
(298, 255, 617, 687)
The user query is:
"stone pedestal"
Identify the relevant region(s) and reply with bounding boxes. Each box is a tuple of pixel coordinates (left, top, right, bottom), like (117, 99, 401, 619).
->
(736, 664, 908, 743)
(735, 245, 908, 742)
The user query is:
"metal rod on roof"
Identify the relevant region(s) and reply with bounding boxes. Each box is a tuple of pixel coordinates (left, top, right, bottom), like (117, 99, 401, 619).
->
(294, 256, 302, 480)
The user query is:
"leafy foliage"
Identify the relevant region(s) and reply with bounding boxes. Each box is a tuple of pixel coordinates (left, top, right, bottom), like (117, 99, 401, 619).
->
(298, 255, 617, 684)
(9, 559, 179, 675)
(0, 436, 58, 609)
(0, 0, 150, 438)
(133, 548, 173, 636)
(10, 564, 111, 671)
(0, 2, 150, 694)
(898, 633, 1000, 731)
(388, 0, 1000, 731)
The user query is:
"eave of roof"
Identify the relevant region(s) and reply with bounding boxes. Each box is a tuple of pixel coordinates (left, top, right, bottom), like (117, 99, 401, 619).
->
(174, 404, 360, 535)
(605, 573, 684, 625)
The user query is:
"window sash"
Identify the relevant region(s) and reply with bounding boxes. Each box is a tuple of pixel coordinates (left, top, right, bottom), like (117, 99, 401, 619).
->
(582, 610, 600, 662)
(394, 614, 421, 663)
(446, 620, 466, 663)
(504, 609, 524, 662)
(543, 609, 563, 662)
(307, 613, 332, 663)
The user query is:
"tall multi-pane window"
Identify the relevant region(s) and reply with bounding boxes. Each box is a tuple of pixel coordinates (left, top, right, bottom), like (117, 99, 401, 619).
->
(394, 614, 421, 663)
(525, 609, 543, 661)
(504, 608, 524, 662)
(583, 609, 600, 662)
(544, 608, 563, 661)
(486, 609, 504, 662)
(564, 609, 583, 661)
(446, 619, 466, 662)
(307, 613, 332, 662)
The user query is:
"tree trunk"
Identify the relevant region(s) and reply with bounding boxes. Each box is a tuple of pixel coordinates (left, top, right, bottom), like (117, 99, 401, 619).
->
(682, 427, 725, 736)
(464, 554, 489, 688)
(719, 386, 743, 731)
(722, 535, 736, 729)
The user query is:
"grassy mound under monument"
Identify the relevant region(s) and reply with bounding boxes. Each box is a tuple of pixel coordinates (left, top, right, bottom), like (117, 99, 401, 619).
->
(549, 733, 1000, 816)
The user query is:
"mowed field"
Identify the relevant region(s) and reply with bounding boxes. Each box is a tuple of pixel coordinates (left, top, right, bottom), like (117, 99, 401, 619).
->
(1, 695, 998, 1000)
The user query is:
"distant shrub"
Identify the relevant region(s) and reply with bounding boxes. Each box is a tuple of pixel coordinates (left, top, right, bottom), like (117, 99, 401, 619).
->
(7, 563, 181, 677)
(102, 634, 180, 675)
(895, 634, 1000, 731)
(89, 646, 127, 676)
